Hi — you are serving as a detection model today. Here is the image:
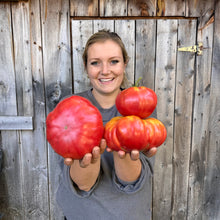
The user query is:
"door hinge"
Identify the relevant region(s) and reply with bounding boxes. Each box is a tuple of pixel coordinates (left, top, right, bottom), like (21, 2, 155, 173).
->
(178, 42, 203, 55)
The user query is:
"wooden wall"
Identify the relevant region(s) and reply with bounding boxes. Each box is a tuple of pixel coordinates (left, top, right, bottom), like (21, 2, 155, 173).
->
(0, 0, 219, 220)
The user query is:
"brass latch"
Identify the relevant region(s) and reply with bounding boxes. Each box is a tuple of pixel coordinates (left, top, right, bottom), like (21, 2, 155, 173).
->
(178, 42, 203, 55)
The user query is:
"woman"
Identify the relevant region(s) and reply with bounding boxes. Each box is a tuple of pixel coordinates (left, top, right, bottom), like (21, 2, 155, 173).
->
(56, 30, 157, 220)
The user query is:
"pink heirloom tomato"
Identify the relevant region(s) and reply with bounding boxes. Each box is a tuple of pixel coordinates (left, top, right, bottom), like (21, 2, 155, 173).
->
(46, 96, 104, 159)
(104, 116, 167, 152)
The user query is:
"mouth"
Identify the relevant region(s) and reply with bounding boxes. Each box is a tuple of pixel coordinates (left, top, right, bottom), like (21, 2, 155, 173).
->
(99, 78, 114, 84)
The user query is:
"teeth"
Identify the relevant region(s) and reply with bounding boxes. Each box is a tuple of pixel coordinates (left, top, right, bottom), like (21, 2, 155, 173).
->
(100, 78, 113, 82)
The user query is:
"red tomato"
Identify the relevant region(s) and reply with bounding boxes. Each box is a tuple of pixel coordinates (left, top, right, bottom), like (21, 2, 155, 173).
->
(144, 118, 167, 150)
(115, 116, 150, 151)
(46, 96, 104, 159)
(116, 86, 157, 119)
(104, 116, 166, 152)
(104, 116, 122, 151)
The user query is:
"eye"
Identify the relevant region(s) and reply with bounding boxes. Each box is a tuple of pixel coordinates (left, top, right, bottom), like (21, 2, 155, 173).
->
(90, 61, 99, 66)
(111, 60, 119, 64)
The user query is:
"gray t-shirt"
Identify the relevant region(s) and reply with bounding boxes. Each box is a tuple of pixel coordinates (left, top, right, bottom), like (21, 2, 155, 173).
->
(56, 89, 155, 220)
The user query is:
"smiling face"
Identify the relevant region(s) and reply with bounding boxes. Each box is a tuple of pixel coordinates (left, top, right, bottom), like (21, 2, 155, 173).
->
(86, 40, 127, 98)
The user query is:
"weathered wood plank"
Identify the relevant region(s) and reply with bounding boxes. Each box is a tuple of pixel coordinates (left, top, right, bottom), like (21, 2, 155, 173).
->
(70, 0, 98, 16)
(100, 0, 127, 17)
(172, 19, 197, 219)
(115, 20, 135, 85)
(41, 0, 72, 219)
(201, 2, 220, 219)
(11, 2, 49, 219)
(153, 19, 178, 220)
(11, 1, 33, 117)
(135, 19, 156, 89)
(187, 13, 214, 220)
(11, 3, 44, 220)
(13, 0, 50, 219)
(72, 20, 93, 93)
(0, 131, 23, 219)
(93, 19, 114, 32)
(157, 0, 185, 16)
(0, 4, 17, 115)
(186, 0, 215, 17)
(41, 0, 72, 111)
(0, 116, 33, 130)
(128, 0, 156, 16)
(0, 3, 23, 219)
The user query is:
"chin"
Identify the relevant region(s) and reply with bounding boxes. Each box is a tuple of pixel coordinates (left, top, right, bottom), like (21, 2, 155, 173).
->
(102, 87, 121, 95)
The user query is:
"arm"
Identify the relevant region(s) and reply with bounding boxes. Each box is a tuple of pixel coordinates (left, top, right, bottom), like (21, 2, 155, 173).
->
(111, 148, 157, 182)
(65, 139, 106, 192)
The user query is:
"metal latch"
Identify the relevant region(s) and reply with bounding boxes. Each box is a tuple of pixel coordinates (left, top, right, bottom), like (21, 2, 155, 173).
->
(178, 42, 203, 55)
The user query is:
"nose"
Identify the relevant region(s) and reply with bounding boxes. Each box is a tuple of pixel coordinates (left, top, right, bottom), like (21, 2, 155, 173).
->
(101, 62, 110, 74)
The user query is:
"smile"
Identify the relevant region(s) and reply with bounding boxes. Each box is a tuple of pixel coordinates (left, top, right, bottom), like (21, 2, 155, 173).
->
(99, 78, 114, 83)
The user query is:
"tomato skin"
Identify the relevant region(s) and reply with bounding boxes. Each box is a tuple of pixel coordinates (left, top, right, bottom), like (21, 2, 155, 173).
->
(46, 96, 104, 159)
(115, 116, 149, 151)
(144, 118, 167, 150)
(116, 87, 157, 119)
(104, 116, 122, 151)
(104, 116, 166, 152)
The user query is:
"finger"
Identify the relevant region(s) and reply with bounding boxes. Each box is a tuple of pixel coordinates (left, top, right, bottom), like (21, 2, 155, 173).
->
(91, 147, 100, 164)
(130, 150, 140, 161)
(144, 147, 157, 158)
(64, 158, 74, 166)
(79, 153, 92, 168)
(100, 139, 107, 154)
(106, 147, 112, 152)
(118, 150, 126, 159)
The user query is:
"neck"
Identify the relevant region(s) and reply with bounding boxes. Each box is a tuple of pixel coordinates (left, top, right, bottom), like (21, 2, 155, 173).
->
(92, 89, 120, 109)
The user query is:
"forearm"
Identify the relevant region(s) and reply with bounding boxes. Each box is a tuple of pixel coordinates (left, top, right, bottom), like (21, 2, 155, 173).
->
(113, 151, 142, 182)
(70, 159, 100, 191)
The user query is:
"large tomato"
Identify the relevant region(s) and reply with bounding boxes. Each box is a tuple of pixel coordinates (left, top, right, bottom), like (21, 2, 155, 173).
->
(104, 116, 122, 151)
(116, 86, 157, 118)
(104, 116, 166, 152)
(143, 118, 167, 150)
(46, 96, 104, 159)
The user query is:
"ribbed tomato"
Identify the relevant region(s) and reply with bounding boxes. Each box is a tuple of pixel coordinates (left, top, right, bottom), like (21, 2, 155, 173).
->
(143, 118, 167, 150)
(46, 96, 104, 159)
(104, 116, 122, 151)
(104, 116, 166, 152)
(115, 116, 150, 151)
(116, 86, 157, 118)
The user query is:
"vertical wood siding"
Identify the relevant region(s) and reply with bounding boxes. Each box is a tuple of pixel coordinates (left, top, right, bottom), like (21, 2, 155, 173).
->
(0, 3, 24, 220)
(0, 1, 219, 220)
(154, 19, 178, 219)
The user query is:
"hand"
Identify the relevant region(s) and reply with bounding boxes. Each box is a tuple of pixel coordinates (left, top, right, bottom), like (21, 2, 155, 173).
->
(107, 147, 158, 160)
(115, 150, 140, 161)
(64, 139, 106, 167)
(112, 150, 142, 182)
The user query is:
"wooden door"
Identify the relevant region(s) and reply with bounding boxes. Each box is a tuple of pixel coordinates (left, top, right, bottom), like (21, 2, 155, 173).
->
(70, 18, 215, 220)
(71, 18, 196, 219)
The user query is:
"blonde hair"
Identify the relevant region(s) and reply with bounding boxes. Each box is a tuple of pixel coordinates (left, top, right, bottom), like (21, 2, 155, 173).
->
(82, 30, 130, 88)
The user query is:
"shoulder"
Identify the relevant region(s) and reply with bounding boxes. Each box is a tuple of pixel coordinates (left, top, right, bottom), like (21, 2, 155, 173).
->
(76, 90, 91, 99)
